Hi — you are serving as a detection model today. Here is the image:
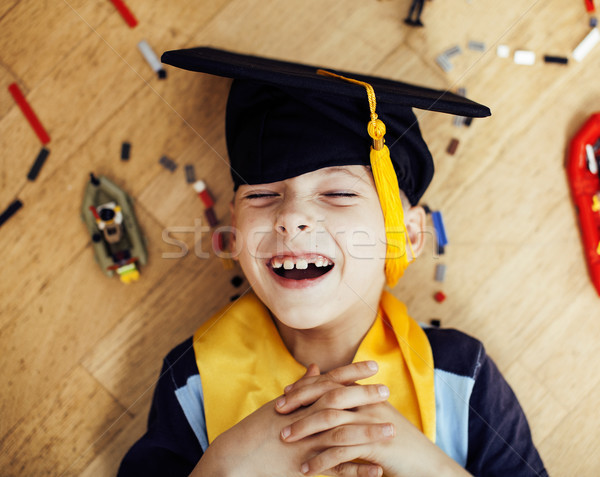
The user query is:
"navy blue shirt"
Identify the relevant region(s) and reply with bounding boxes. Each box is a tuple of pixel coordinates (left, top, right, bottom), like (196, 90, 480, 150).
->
(118, 328, 548, 476)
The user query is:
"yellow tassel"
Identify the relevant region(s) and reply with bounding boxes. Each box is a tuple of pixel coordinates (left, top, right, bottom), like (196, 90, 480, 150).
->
(318, 69, 413, 287)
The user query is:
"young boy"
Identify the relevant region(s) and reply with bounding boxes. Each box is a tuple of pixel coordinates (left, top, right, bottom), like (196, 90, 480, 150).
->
(118, 47, 547, 477)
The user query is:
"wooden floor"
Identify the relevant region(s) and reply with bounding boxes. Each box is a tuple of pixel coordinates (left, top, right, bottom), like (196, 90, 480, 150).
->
(1, 0, 599, 474)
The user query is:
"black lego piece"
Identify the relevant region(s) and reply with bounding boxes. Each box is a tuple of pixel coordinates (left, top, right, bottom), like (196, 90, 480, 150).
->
(0, 199, 23, 228)
(430, 319, 441, 328)
(121, 142, 131, 160)
(231, 275, 244, 288)
(543, 55, 568, 65)
(27, 147, 50, 181)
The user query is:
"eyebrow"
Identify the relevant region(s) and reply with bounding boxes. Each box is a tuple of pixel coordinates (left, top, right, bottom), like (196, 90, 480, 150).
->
(320, 166, 370, 182)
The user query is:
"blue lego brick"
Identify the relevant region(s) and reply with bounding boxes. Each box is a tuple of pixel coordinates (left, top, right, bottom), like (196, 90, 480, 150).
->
(432, 211, 448, 247)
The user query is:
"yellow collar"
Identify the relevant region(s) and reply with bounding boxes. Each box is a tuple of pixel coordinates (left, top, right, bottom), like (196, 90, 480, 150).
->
(193, 291, 435, 451)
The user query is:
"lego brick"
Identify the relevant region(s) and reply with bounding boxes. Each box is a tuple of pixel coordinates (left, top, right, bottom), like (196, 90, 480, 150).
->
(514, 50, 536, 65)
(430, 319, 441, 328)
(468, 41, 486, 52)
(0, 199, 23, 228)
(8, 83, 50, 145)
(193, 180, 215, 208)
(443, 45, 463, 58)
(121, 142, 131, 160)
(185, 164, 196, 184)
(138, 40, 167, 79)
(590, 17, 598, 28)
(585, 0, 596, 13)
(435, 263, 446, 282)
(27, 147, 50, 181)
(432, 210, 448, 247)
(437, 244, 445, 255)
(422, 204, 431, 215)
(446, 138, 460, 155)
(159, 155, 177, 172)
(497, 44, 510, 58)
(543, 55, 569, 64)
(434, 291, 446, 303)
(231, 275, 244, 288)
(109, 0, 138, 27)
(464, 117, 473, 127)
(204, 207, 218, 227)
(436, 54, 453, 72)
(573, 28, 600, 61)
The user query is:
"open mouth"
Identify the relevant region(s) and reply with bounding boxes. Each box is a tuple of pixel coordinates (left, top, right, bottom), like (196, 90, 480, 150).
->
(269, 255, 334, 280)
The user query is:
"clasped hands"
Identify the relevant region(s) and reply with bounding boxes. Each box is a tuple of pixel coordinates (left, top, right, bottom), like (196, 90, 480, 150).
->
(274, 360, 397, 477)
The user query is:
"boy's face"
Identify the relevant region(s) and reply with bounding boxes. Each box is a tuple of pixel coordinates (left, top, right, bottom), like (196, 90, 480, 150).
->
(231, 165, 389, 330)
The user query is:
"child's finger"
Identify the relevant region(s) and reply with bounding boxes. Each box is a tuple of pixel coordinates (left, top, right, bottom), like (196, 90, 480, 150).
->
(284, 363, 321, 393)
(279, 380, 387, 414)
(277, 379, 345, 414)
(286, 361, 379, 396)
(300, 444, 377, 476)
(323, 462, 383, 477)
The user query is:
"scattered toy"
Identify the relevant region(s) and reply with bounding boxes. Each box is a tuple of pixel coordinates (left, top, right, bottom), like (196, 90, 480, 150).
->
(591, 17, 598, 28)
(8, 82, 50, 145)
(453, 88, 467, 127)
(109, 0, 138, 28)
(193, 180, 214, 208)
(437, 244, 445, 255)
(0, 199, 23, 228)
(566, 113, 600, 296)
(205, 207, 218, 227)
(464, 117, 473, 127)
(436, 54, 453, 73)
(213, 231, 234, 269)
(573, 28, 600, 62)
(422, 204, 431, 215)
(543, 55, 569, 64)
(497, 44, 510, 58)
(81, 173, 147, 283)
(435, 263, 446, 282)
(121, 142, 131, 160)
(514, 50, 536, 65)
(138, 40, 167, 79)
(446, 138, 460, 155)
(27, 147, 49, 181)
(231, 275, 244, 288)
(185, 164, 196, 184)
(159, 155, 177, 172)
(404, 0, 426, 27)
(430, 319, 441, 328)
(434, 291, 446, 303)
(468, 41, 486, 52)
(230, 294, 241, 302)
(432, 211, 448, 247)
(585, 0, 596, 13)
(444, 45, 463, 58)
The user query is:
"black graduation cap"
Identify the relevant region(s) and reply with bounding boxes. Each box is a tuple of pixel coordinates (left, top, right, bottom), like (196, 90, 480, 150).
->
(161, 47, 490, 205)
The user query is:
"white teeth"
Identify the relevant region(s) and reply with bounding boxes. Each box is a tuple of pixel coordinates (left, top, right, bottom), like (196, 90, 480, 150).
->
(315, 258, 325, 267)
(296, 259, 308, 269)
(272, 258, 283, 269)
(283, 259, 294, 270)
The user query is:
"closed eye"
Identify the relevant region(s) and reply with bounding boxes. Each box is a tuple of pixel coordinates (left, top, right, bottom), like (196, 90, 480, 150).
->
(243, 193, 280, 199)
(323, 192, 358, 198)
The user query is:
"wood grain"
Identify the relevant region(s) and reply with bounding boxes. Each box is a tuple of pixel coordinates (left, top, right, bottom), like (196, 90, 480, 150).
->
(2, 0, 599, 475)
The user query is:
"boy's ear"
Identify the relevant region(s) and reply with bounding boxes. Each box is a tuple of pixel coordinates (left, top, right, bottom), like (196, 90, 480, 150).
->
(405, 205, 427, 259)
(229, 201, 239, 260)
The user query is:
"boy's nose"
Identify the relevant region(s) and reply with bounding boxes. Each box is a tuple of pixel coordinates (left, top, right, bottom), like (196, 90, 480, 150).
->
(274, 203, 313, 235)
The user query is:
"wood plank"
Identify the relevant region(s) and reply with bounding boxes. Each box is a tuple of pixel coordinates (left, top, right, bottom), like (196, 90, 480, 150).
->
(82, 255, 244, 407)
(538, 380, 600, 476)
(79, 405, 150, 477)
(0, 0, 111, 89)
(0, 365, 132, 476)
(0, 204, 175, 437)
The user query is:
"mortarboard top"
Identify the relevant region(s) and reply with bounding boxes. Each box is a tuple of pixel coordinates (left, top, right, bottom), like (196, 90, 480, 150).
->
(161, 47, 490, 205)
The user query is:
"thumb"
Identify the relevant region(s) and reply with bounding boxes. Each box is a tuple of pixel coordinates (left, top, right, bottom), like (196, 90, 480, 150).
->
(305, 363, 321, 377)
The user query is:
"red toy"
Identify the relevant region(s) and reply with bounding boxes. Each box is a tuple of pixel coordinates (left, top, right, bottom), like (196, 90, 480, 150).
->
(567, 112, 600, 296)
(8, 83, 50, 145)
(434, 291, 446, 303)
(585, 0, 595, 13)
(109, 0, 138, 28)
